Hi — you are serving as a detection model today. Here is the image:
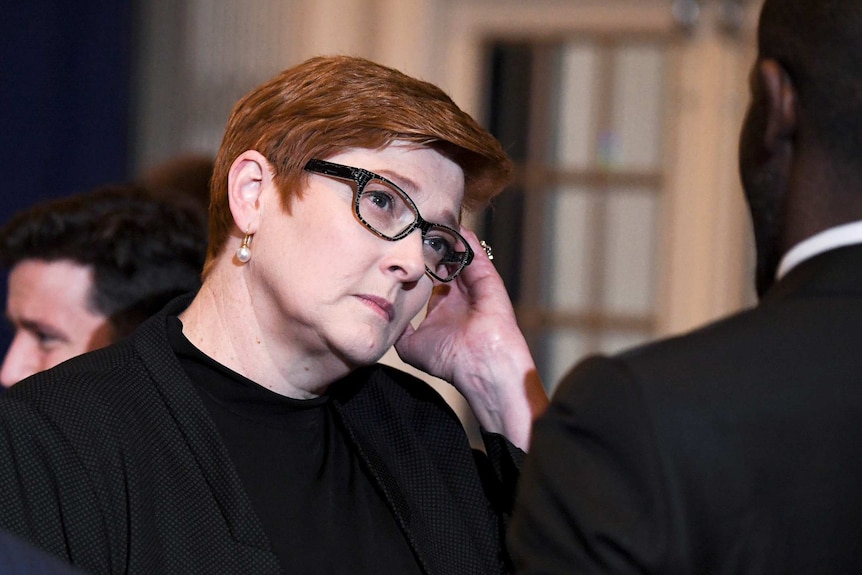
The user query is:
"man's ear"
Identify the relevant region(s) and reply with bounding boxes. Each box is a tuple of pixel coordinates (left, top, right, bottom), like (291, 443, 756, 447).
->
(227, 150, 273, 234)
(759, 58, 798, 151)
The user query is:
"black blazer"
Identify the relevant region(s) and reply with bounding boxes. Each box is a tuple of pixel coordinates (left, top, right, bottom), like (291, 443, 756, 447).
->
(0, 295, 522, 575)
(510, 244, 862, 574)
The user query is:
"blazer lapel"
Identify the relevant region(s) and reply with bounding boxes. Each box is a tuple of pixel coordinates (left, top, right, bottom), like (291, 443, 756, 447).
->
(132, 298, 279, 564)
(330, 365, 506, 575)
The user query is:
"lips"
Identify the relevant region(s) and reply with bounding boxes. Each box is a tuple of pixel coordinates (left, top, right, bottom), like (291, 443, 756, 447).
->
(356, 294, 395, 322)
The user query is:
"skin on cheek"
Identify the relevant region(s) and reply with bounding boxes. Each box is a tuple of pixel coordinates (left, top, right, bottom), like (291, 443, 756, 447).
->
(395, 283, 433, 332)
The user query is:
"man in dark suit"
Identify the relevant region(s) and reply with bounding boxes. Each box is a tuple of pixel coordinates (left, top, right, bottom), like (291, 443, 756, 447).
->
(509, 0, 862, 573)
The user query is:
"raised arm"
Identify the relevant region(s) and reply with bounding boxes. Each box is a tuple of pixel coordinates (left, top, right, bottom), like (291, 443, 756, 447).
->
(395, 229, 548, 450)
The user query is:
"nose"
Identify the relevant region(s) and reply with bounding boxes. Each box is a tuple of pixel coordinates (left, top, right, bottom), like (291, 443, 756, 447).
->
(0, 334, 38, 388)
(383, 229, 427, 282)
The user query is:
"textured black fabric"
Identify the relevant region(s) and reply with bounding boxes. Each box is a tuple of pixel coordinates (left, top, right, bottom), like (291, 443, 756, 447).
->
(0, 294, 522, 575)
(170, 317, 420, 574)
(510, 244, 862, 574)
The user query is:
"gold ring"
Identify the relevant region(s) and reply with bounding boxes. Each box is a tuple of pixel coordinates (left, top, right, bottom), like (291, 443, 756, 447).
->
(480, 240, 494, 261)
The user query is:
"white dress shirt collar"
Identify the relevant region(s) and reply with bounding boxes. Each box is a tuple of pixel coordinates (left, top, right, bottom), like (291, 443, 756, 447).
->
(776, 220, 862, 281)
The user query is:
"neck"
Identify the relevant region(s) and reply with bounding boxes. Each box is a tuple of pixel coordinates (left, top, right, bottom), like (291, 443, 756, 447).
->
(782, 148, 862, 252)
(178, 260, 352, 399)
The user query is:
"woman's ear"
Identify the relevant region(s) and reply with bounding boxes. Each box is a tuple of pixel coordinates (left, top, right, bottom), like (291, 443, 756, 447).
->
(759, 58, 798, 151)
(227, 150, 273, 234)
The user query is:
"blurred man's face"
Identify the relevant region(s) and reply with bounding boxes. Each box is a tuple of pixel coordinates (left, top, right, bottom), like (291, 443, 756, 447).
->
(0, 259, 114, 387)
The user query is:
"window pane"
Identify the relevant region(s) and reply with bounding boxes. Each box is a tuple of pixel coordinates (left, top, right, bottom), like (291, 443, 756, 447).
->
(552, 44, 599, 170)
(611, 45, 665, 170)
(544, 329, 588, 392)
(601, 186, 659, 315)
(543, 186, 595, 311)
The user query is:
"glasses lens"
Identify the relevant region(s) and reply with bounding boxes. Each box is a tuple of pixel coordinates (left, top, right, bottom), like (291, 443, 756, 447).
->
(356, 177, 417, 237)
(424, 225, 470, 281)
(354, 173, 470, 282)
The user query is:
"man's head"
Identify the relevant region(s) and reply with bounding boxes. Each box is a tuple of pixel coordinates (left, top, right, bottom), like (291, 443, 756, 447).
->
(141, 153, 214, 216)
(739, 0, 862, 296)
(204, 55, 512, 277)
(0, 185, 207, 386)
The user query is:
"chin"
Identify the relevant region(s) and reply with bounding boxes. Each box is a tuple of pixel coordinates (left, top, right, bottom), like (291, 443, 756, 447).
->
(327, 317, 407, 369)
(335, 336, 392, 369)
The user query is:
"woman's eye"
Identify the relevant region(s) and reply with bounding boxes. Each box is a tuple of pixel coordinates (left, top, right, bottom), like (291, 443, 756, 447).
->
(365, 190, 394, 211)
(424, 235, 453, 256)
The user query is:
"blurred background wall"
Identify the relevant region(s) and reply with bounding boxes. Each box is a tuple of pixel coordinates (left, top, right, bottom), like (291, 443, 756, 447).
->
(0, 0, 762, 415)
(0, 0, 134, 356)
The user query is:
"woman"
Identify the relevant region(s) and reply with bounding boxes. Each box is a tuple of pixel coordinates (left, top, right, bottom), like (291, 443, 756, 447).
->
(0, 55, 547, 575)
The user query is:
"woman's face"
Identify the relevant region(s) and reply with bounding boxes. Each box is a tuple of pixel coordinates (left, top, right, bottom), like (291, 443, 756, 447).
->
(250, 143, 465, 370)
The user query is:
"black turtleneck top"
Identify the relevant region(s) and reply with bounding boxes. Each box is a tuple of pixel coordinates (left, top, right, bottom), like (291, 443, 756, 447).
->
(168, 316, 421, 574)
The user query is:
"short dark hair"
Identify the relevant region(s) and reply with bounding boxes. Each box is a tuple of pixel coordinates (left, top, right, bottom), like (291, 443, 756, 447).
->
(0, 185, 207, 338)
(758, 0, 862, 169)
(141, 153, 214, 216)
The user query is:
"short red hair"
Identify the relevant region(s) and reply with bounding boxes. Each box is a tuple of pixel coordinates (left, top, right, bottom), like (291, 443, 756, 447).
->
(205, 55, 512, 276)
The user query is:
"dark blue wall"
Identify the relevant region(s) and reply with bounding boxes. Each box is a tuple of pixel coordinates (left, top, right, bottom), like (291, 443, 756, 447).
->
(0, 0, 134, 357)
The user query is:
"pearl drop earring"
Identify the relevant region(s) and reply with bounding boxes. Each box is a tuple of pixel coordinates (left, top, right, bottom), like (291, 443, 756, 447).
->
(236, 229, 253, 263)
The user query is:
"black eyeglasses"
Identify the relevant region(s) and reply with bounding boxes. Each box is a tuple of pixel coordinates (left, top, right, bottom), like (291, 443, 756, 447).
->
(304, 159, 474, 282)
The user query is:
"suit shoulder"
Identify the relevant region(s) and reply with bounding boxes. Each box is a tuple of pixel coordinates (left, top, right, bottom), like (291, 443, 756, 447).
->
(3, 339, 151, 429)
(555, 305, 767, 410)
(616, 304, 765, 369)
